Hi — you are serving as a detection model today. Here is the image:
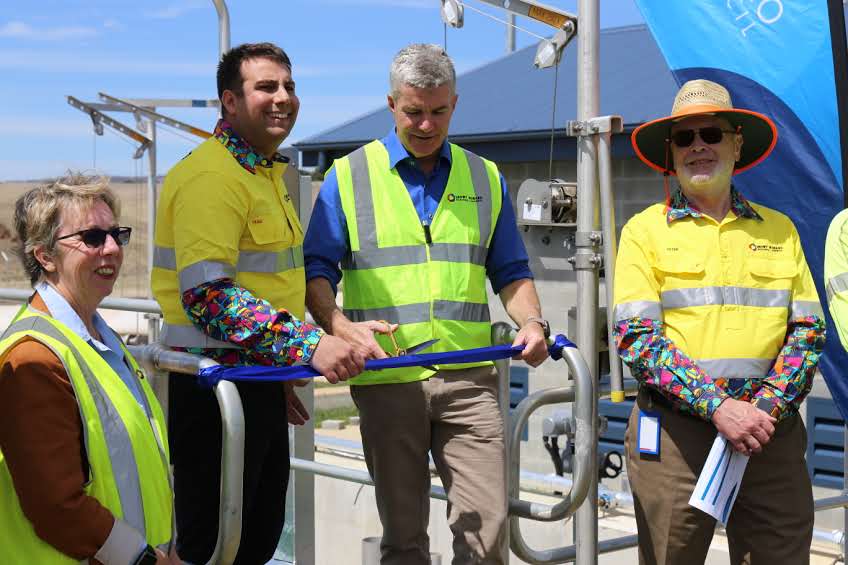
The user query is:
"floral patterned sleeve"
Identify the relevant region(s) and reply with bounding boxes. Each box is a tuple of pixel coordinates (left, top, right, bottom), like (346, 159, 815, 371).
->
(754, 315, 826, 420)
(181, 278, 324, 366)
(614, 317, 729, 420)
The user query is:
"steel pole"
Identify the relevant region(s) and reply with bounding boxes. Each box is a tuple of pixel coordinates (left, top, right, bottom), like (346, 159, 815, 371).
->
(575, 0, 600, 563)
(597, 127, 624, 402)
(146, 119, 157, 299)
(506, 13, 516, 53)
(212, 0, 230, 56)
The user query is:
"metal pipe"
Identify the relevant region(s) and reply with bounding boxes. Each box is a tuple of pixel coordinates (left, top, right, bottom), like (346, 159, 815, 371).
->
(0, 288, 162, 314)
(128, 344, 244, 565)
(146, 119, 157, 298)
(508, 345, 595, 564)
(575, 0, 601, 561)
(290, 457, 448, 501)
(596, 127, 624, 403)
(211, 0, 230, 56)
(506, 12, 516, 53)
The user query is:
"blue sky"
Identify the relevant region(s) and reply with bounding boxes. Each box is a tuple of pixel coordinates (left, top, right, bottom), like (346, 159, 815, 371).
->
(0, 0, 643, 180)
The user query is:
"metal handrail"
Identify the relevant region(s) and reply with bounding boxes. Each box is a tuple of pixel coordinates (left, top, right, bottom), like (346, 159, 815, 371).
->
(0, 288, 162, 314)
(507, 342, 597, 563)
(128, 344, 244, 565)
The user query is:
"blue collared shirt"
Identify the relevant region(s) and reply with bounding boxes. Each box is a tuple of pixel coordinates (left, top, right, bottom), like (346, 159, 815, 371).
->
(36, 282, 147, 410)
(305, 130, 532, 294)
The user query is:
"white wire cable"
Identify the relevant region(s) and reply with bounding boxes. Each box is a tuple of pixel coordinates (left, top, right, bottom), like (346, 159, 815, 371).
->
(456, 0, 550, 41)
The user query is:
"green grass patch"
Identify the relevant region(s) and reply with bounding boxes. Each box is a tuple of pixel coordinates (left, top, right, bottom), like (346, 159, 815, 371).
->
(314, 405, 359, 426)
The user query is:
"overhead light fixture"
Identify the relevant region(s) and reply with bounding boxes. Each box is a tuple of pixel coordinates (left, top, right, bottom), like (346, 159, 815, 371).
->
(441, 0, 464, 28)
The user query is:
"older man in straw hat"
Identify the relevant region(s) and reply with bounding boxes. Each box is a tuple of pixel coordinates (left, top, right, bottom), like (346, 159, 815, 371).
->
(613, 78, 825, 564)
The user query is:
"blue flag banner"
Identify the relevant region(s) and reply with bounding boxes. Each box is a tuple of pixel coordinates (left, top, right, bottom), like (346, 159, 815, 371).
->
(634, 2, 848, 417)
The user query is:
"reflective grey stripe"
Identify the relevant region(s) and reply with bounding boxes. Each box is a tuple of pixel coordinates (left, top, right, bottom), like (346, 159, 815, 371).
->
(177, 248, 303, 292)
(160, 322, 239, 349)
(463, 149, 493, 245)
(2, 317, 147, 537)
(343, 300, 490, 324)
(236, 246, 304, 273)
(178, 260, 235, 292)
(791, 300, 824, 319)
(344, 303, 431, 324)
(152, 246, 176, 270)
(613, 301, 663, 321)
(348, 146, 378, 249)
(661, 286, 790, 309)
(430, 243, 487, 266)
(698, 358, 774, 379)
(827, 272, 848, 302)
(434, 300, 490, 323)
(342, 245, 428, 270)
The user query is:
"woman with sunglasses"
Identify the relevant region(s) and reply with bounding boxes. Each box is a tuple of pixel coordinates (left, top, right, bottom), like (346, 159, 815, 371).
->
(0, 174, 179, 564)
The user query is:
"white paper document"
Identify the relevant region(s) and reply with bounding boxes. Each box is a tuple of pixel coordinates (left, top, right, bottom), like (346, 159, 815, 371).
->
(688, 434, 749, 525)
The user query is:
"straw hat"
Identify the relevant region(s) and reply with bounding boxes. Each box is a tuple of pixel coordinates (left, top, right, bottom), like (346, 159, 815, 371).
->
(631, 79, 778, 175)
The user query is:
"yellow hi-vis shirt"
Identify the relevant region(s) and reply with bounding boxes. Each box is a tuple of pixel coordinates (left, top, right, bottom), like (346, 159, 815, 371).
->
(825, 208, 848, 351)
(151, 136, 305, 348)
(613, 200, 821, 379)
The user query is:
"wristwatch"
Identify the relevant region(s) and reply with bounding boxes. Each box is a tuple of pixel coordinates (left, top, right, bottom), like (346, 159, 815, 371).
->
(525, 316, 551, 339)
(134, 545, 158, 565)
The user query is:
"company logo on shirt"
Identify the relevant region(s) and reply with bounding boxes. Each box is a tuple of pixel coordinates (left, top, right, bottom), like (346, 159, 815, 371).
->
(749, 242, 783, 253)
(447, 193, 483, 203)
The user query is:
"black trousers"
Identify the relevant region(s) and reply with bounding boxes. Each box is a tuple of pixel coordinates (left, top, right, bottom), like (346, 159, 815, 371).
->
(168, 372, 290, 565)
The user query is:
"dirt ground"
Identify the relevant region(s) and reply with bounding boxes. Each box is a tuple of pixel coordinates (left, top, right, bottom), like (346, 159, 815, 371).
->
(0, 180, 151, 298)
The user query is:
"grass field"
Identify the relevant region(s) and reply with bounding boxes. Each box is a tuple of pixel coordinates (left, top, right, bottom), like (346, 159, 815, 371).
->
(0, 180, 152, 298)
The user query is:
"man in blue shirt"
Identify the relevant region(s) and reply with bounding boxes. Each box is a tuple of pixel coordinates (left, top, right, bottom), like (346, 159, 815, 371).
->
(304, 43, 547, 564)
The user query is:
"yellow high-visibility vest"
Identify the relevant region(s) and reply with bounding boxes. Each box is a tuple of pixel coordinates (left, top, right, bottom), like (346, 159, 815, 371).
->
(0, 309, 172, 563)
(335, 140, 502, 384)
(152, 137, 305, 348)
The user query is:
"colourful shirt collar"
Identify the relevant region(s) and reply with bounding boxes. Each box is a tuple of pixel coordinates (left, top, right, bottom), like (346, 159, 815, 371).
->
(382, 129, 452, 172)
(666, 186, 763, 224)
(213, 119, 289, 174)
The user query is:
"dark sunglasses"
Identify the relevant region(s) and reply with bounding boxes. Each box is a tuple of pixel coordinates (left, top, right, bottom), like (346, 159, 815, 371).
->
(670, 127, 737, 148)
(56, 226, 132, 248)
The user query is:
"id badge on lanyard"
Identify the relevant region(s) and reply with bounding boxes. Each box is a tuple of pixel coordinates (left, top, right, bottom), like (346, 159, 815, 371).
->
(637, 410, 661, 456)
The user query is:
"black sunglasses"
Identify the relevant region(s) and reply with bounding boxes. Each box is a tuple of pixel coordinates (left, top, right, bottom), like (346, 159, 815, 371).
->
(56, 226, 132, 248)
(670, 127, 737, 148)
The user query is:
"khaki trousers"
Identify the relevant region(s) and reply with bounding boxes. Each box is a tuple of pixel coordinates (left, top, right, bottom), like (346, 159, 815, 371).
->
(351, 365, 507, 565)
(625, 389, 813, 565)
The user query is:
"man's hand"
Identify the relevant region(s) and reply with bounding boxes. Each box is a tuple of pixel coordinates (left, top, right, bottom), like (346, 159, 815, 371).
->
(284, 380, 310, 425)
(711, 398, 777, 455)
(335, 319, 397, 359)
(512, 322, 548, 367)
(309, 334, 365, 384)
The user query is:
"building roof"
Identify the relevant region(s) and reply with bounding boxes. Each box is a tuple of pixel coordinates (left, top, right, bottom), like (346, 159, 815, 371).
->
(294, 24, 677, 151)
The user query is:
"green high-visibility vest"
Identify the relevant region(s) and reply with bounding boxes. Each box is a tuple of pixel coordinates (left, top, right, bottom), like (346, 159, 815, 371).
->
(336, 140, 502, 385)
(0, 308, 173, 563)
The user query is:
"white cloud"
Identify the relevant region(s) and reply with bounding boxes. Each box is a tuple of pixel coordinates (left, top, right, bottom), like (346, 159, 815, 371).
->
(315, 0, 433, 7)
(0, 49, 214, 76)
(0, 21, 98, 41)
(145, 0, 207, 20)
(103, 19, 126, 31)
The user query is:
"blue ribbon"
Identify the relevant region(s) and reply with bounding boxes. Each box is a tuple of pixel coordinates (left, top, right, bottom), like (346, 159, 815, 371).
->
(196, 334, 573, 387)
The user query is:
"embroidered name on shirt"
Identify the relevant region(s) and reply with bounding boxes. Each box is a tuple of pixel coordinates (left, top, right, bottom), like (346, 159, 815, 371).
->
(251, 218, 264, 225)
(447, 193, 483, 203)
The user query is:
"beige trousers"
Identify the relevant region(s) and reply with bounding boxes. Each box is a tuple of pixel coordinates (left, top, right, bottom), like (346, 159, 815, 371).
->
(625, 388, 813, 565)
(351, 365, 507, 565)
